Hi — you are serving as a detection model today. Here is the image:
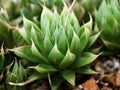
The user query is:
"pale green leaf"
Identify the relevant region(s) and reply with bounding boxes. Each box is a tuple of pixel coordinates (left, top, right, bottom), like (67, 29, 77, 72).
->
(65, 22, 73, 44)
(48, 43, 64, 65)
(31, 25, 43, 51)
(23, 15, 33, 44)
(87, 31, 102, 48)
(8, 46, 40, 62)
(70, 31, 80, 54)
(59, 49, 76, 69)
(69, 12, 80, 35)
(50, 9, 60, 35)
(31, 41, 48, 63)
(23, 15, 40, 44)
(18, 28, 29, 44)
(43, 28, 53, 54)
(79, 27, 90, 52)
(41, 6, 52, 31)
(34, 64, 57, 73)
(58, 29, 68, 54)
(0, 45, 4, 71)
(83, 14, 92, 31)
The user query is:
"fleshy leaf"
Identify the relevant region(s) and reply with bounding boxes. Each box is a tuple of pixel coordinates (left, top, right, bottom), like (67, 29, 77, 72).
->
(87, 31, 102, 48)
(48, 43, 64, 65)
(69, 12, 80, 35)
(23, 15, 40, 44)
(41, 6, 52, 32)
(65, 22, 73, 44)
(8, 46, 40, 62)
(33, 64, 57, 73)
(43, 28, 53, 55)
(22, 15, 33, 44)
(51, 75, 62, 90)
(7, 61, 26, 83)
(75, 67, 98, 74)
(83, 14, 92, 31)
(102, 39, 120, 50)
(31, 41, 48, 63)
(79, 27, 90, 52)
(58, 29, 68, 54)
(31, 25, 43, 51)
(59, 49, 76, 69)
(61, 70, 75, 87)
(70, 31, 80, 54)
(50, 9, 60, 35)
(7, 60, 19, 82)
(0, 45, 4, 71)
(72, 52, 99, 68)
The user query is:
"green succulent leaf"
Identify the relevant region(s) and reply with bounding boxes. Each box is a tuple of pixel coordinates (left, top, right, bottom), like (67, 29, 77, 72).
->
(83, 15, 92, 32)
(59, 49, 76, 69)
(0, 8, 9, 22)
(22, 15, 33, 44)
(79, 27, 90, 52)
(75, 67, 98, 74)
(7, 60, 19, 82)
(87, 31, 102, 48)
(61, 70, 75, 87)
(72, 52, 99, 68)
(33, 64, 57, 73)
(43, 28, 53, 55)
(22, 15, 40, 44)
(8, 46, 41, 62)
(51, 75, 62, 90)
(102, 39, 120, 50)
(58, 28, 68, 54)
(31, 25, 43, 51)
(69, 12, 80, 35)
(0, 45, 4, 71)
(41, 6, 52, 32)
(65, 22, 73, 44)
(60, 4, 69, 24)
(48, 43, 64, 65)
(18, 62, 27, 82)
(7, 61, 26, 82)
(95, 0, 120, 51)
(70, 31, 80, 54)
(18, 27, 29, 44)
(31, 41, 48, 63)
(50, 9, 60, 34)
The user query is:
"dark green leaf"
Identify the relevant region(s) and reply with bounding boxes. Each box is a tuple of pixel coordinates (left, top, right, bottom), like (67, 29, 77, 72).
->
(75, 67, 98, 74)
(61, 70, 75, 87)
(72, 52, 99, 68)
(51, 75, 62, 90)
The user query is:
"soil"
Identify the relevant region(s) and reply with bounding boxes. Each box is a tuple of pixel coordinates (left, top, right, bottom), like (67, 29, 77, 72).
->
(73, 55, 120, 90)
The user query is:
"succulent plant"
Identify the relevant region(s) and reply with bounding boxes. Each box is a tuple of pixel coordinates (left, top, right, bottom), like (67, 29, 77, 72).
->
(9, 4, 100, 90)
(95, 0, 120, 53)
(0, 8, 24, 48)
(6, 60, 27, 90)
